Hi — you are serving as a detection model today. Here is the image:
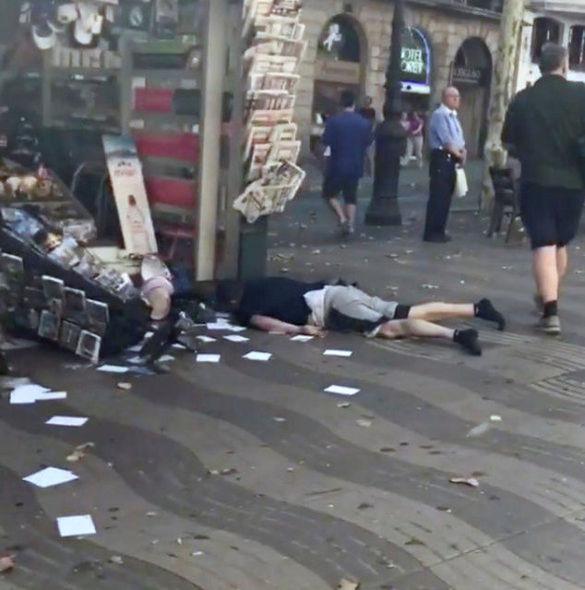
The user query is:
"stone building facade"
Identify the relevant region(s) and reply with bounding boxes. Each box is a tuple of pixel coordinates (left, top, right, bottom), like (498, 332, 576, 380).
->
(516, 1, 585, 92)
(296, 0, 502, 159)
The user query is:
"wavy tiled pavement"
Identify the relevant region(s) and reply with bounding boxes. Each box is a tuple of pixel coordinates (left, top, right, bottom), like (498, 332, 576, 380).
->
(4, 210, 585, 589)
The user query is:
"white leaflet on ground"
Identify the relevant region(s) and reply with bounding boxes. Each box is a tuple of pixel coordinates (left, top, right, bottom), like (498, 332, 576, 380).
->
(243, 351, 272, 362)
(97, 365, 129, 374)
(57, 515, 96, 537)
(10, 384, 51, 404)
(24, 467, 78, 488)
(323, 349, 352, 358)
(46, 416, 88, 427)
(324, 385, 360, 396)
(197, 336, 217, 343)
(158, 355, 175, 363)
(223, 335, 250, 343)
(36, 391, 67, 401)
(466, 422, 490, 438)
(290, 335, 313, 342)
(196, 354, 221, 363)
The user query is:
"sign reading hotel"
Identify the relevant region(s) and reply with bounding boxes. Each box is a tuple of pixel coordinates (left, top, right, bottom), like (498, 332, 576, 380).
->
(400, 27, 431, 95)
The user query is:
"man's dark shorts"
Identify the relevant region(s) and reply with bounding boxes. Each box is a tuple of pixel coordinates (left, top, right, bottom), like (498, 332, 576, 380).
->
(520, 183, 585, 250)
(322, 174, 359, 205)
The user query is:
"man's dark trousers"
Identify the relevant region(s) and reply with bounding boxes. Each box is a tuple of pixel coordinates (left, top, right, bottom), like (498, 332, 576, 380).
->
(423, 150, 456, 239)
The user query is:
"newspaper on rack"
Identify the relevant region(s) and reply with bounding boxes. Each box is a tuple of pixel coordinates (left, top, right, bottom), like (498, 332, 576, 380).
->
(237, 0, 305, 222)
(233, 160, 306, 223)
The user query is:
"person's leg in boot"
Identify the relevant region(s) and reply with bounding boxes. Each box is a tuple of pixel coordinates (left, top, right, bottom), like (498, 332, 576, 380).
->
(408, 300, 505, 330)
(377, 318, 482, 356)
(533, 245, 561, 335)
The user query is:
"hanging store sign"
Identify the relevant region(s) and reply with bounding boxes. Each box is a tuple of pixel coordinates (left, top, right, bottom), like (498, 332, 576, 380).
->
(452, 66, 486, 86)
(400, 27, 431, 95)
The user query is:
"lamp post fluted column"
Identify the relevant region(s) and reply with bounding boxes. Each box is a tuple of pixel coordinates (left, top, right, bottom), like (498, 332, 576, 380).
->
(365, 0, 407, 226)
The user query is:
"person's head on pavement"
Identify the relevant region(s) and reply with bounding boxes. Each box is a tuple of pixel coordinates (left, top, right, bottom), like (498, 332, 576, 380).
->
(539, 43, 568, 78)
(340, 90, 356, 112)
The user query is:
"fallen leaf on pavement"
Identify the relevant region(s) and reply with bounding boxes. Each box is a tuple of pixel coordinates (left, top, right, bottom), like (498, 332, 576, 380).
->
(66, 442, 95, 463)
(0, 555, 15, 573)
(449, 477, 480, 488)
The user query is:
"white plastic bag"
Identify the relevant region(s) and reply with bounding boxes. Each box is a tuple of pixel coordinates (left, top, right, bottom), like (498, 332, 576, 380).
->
(454, 165, 468, 198)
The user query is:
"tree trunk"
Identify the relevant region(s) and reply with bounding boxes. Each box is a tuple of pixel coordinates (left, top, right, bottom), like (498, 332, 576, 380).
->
(481, 0, 526, 209)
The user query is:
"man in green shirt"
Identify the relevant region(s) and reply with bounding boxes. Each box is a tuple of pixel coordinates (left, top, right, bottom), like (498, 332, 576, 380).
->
(502, 43, 585, 335)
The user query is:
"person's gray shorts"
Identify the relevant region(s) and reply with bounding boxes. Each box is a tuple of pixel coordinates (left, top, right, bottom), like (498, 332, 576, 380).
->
(324, 286, 407, 334)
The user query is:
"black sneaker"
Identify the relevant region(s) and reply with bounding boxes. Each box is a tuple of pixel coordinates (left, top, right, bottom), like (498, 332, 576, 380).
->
(475, 298, 506, 331)
(454, 329, 482, 356)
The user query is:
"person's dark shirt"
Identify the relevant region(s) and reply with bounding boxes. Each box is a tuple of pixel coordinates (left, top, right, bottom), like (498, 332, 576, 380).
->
(236, 277, 326, 327)
(502, 75, 585, 190)
(322, 110, 372, 179)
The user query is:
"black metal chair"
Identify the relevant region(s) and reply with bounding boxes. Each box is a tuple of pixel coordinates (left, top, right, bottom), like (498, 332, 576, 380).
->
(487, 166, 521, 243)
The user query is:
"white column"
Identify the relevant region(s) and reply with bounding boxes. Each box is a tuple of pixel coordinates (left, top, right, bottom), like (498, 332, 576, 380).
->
(196, 0, 229, 280)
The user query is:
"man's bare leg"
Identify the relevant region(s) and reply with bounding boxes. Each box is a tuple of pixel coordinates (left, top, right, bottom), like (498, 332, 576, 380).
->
(407, 300, 505, 330)
(345, 204, 357, 231)
(328, 198, 347, 224)
(533, 246, 559, 304)
(408, 302, 474, 322)
(377, 318, 481, 355)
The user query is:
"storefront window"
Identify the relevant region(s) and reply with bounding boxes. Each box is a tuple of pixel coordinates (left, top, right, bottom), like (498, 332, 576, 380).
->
(531, 17, 561, 63)
(318, 16, 361, 63)
(569, 26, 585, 72)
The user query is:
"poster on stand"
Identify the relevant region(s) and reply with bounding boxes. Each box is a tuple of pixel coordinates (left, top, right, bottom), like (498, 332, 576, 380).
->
(102, 135, 158, 255)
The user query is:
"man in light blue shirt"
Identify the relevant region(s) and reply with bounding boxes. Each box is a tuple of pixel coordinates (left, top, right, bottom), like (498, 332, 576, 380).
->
(423, 87, 467, 243)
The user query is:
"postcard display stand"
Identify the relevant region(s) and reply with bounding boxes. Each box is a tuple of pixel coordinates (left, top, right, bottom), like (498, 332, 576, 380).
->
(0, 161, 148, 361)
(233, 0, 307, 223)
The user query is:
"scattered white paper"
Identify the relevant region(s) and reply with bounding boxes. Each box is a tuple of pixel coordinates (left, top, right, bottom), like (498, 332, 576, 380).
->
(243, 351, 272, 362)
(10, 384, 50, 405)
(126, 344, 143, 353)
(323, 349, 352, 358)
(197, 336, 217, 343)
(291, 335, 314, 342)
(490, 415, 502, 422)
(172, 343, 187, 350)
(46, 416, 88, 427)
(97, 365, 129, 374)
(145, 331, 154, 338)
(466, 422, 490, 438)
(207, 322, 246, 333)
(36, 391, 67, 401)
(324, 385, 360, 396)
(196, 354, 221, 363)
(24, 467, 78, 488)
(223, 335, 250, 343)
(127, 356, 144, 365)
(57, 515, 96, 538)
(158, 355, 175, 363)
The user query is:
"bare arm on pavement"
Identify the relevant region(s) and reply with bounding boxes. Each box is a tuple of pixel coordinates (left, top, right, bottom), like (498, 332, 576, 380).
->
(250, 315, 326, 337)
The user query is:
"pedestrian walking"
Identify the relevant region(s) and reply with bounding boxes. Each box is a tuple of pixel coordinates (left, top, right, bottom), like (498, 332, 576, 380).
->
(405, 111, 425, 168)
(423, 87, 467, 243)
(322, 90, 373, 237)
(502, 43, 585, 335)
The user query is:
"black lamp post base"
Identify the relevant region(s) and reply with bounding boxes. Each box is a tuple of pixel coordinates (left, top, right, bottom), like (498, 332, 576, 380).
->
(365, 198, 402, 226)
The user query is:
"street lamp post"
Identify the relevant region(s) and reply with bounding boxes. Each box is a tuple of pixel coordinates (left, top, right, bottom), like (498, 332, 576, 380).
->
(365, 0, 407, 226)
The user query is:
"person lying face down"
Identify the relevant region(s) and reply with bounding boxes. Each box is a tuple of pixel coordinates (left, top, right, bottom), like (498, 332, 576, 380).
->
(216, 277, 505, 356)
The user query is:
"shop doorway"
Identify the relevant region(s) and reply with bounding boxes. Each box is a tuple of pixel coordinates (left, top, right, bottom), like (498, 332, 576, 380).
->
(311, 14, 366, 153)
(451, 38, 493, 159)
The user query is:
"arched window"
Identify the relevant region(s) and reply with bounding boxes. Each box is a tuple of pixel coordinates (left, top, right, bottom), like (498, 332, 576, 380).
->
(531, 17, 561, 63)
(318, 15, 361, 63)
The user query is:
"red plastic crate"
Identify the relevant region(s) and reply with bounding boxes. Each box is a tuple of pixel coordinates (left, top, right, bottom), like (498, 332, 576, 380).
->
(135, 132, 199, 162)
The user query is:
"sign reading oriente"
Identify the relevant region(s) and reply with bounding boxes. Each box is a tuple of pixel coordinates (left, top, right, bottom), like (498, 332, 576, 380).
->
(400, 27, 431, 94)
